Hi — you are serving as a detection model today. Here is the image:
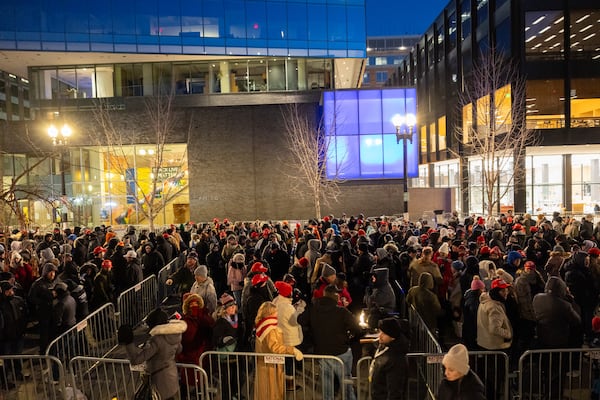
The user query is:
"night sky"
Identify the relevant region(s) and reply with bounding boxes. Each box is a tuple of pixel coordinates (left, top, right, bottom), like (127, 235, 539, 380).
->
(366, 0, 450, 36)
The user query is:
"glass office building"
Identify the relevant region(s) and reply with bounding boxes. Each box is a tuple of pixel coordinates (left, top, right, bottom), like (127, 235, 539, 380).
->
(0, 0, 369, 227)
(399, 0, 600, 216)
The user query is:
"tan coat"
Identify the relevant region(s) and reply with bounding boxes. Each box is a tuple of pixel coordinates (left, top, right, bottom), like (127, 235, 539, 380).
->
(253, 317, 296, 400)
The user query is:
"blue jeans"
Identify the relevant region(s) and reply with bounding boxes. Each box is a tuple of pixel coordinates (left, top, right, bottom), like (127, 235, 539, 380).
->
(320, 348, 355, 400)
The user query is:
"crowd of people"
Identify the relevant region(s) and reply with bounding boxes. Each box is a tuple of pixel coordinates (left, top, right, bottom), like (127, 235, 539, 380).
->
(1, 210, 599, 398)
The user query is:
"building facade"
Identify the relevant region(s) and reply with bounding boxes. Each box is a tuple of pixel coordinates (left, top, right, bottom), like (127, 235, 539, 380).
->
(399, 0, 600, 216)
(0, 0, 420, 227)
(363, 35, 419, 88)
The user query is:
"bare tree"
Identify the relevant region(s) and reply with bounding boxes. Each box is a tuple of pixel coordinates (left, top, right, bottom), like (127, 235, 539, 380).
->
(92, 93, 190, 230)
(455, 48, 539, 217)
(281, 103, 344, 219)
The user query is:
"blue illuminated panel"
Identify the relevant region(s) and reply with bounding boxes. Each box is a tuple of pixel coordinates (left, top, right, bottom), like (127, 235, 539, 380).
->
(323, 88, 418, 180)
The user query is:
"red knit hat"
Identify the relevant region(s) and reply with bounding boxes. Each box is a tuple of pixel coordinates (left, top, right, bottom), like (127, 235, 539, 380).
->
(275, 281, 293, 298)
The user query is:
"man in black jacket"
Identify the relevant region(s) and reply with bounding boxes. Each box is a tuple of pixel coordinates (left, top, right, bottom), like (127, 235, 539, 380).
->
(0, 280, 28, 383)
(299, 284, 363, 400)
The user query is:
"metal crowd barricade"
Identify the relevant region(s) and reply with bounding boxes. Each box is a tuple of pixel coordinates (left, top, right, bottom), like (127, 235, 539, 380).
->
(158, 257, 180, 301)
(69, 356, 209, 400)
(408, 304, 443, 353)
(519, 348, 600, 400)
(45, 303, 119, 368)
(199, 350, 348, 400)
(0, 355, 66, 400)
(117, 274, 159, 327)
(469, 350, 510, 400)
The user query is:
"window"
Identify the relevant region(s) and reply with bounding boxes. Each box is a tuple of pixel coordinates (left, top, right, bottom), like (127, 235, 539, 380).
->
(448, 10, 457, 51)
(375, 71, 388, 83)
(429, 122, 436, 153)
(571, 78, 600, 128)
(572, 154, 600, 213)
(494, 84, 512, 133)
(438, 116, 447, 150)
(461, 0, 471, 40)
(526, 79, 565, 129)
(569, 10, 600, 60)
(375, 57, 387, 66)
(363, 72, 370, 84)
(525, 11, 564, 61)
(526, 154, 563, 214)
(462, 103, 473, 143)
(420, 125, 427, 155)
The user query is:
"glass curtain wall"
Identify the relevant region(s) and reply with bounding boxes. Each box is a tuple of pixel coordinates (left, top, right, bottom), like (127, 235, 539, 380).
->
(525, 154, 563, 214)
(30, 58, 332, 100)
(468, 155, 513, 214)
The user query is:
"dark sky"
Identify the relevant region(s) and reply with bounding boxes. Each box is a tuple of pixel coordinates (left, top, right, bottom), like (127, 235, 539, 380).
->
(366, 0, 449, 36)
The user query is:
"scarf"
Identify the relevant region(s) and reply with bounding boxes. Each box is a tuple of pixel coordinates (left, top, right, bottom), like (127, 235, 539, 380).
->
(225, 314, 238, 329)
(255, 316, 278, 341)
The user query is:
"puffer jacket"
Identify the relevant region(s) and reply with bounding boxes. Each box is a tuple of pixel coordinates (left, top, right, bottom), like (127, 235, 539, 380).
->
(476, 292, 512, 350)
(125, 320, 187, 400)
(272, 295, 304, 347)
(364, 268, 396, 326)
(406, 272, 442, 332)
(513, 269, 545, 321)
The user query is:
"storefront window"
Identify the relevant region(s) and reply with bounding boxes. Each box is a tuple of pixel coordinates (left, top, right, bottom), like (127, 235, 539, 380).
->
(572, 154, 600, 214)
(570, 78, 600, 128)
(525, 79, 565, 129)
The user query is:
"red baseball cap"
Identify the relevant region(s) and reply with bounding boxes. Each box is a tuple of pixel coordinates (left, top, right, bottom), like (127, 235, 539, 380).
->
(251, 262, 268, 273)
(491, 278, 511, 289)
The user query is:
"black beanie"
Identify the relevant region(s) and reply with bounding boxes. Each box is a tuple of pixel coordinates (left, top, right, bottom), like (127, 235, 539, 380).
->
(146, 308, 168, 329)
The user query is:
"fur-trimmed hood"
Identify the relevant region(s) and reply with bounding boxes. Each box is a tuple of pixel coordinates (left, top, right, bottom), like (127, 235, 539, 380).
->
(149, 319, 187, 342)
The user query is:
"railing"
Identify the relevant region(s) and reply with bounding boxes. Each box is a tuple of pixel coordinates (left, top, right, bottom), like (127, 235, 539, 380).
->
(45, 303, 118, 368)
(157, 256, 180, 301)
(199, 350, 349, 400)
(116, 274, 159, 327)
(408, 304, 443, 353)
(518, 348, 600, 400)
(68, 356, 209, 400)
(0, 355, 66, 400)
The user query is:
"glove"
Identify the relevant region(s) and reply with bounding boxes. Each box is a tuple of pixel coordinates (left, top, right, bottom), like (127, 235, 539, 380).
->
(293, 348, 303, 361)
(117, 324, 134, 345)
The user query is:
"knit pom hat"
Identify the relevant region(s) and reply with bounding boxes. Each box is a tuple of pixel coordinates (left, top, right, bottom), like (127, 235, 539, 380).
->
(438, 242, 449, 255)
(442, 343, 470, 376)
(194, 265, 208, 278)
(219, 293, 236, 308)
(470, 276, 486, 291)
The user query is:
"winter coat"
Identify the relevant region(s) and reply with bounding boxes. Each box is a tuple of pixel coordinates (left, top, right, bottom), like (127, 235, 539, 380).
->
(304, 239, 322, 282)
(272, 295, 304, 346)
(369, 334, 410, 400)
(227, 263, 246, 291)
(532, 277, 581, 348)
(190, 277, 218, 314)
(564, 252, 597, 312)
(177, 305, 214, 382)
(53, 290, 77, 336)
(406, 272, 442, 333)
(28, 275, 55, 320)
(311, 252, 334, 283)
(168, 264, 196, 294)
(476, 292, 512, 350)
(91, 269, 114, 310)
(513, 269, 546, 321)
(462, 289, 482, 350)
(243, 284, 272, 330)
(125, 320, 187, 400)
(408, 257, 442, 290)
(298, 295, 363, 356)
(0, 294, 28, 341)
(253, 316, 296, 400)
(437, 369, 486, 400)
(125, 259, 144, 288)
(364, 268, 396, 328)
(264, 248, 291, 282)
(141, 247, 165, 278)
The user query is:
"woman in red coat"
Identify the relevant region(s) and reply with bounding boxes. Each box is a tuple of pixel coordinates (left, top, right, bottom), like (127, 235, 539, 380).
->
(177, 293, 214, 392)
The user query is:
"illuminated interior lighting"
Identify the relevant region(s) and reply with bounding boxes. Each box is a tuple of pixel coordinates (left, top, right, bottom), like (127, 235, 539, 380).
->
(525, 27, 530, 31)
(539, 26, 551, 34)
(526, 98, 537, 101)
(532, 16, 546, 25)
(571, 42, 580, 47)
(575, 15, 590, 24)
(581, 24, 594, 32)
(551, 42, 561, 48)
(532, 43, 542, 49)
(570, 34, 576, 38)
(583, 33, 596, 41)
(525, 35, 537, 43)
(554, 16, 564, 24)
(593, 54, 600, 60)
(543, 34, 556, 42)
(559, 29, 564, 33)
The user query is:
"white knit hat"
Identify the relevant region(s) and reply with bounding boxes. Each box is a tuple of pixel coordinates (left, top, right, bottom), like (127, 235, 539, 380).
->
(438, 242, 449, 255)
(442, 344, 470, 376)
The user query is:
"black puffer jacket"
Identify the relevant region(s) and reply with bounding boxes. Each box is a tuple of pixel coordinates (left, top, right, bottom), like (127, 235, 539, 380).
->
(437, 369, 486, 400)
(365, 268, 396, 328)
(370, 330, 410, 400)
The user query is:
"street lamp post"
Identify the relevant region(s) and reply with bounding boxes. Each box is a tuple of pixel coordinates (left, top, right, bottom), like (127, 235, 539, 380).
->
(392, 113, 416, 214)
(48, 123, 72, 229)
